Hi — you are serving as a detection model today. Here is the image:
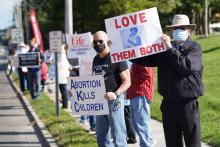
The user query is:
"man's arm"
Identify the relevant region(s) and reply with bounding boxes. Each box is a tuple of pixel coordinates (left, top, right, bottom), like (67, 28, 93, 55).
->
(168, 42, 203, 75)
(116, 69, 131, 96)
(104, 69, 131, 100)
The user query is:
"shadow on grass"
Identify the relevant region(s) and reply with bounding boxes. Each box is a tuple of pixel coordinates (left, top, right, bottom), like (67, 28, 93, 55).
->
(203, 46, 220, 54)
(194, 35, 219, 41)
(207, 101, 220, 112)
(203, 134, 220, 147)
(49, 121, 97, 147)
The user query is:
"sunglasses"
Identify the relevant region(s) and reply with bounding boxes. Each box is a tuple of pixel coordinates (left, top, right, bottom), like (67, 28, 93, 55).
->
(172, 26, 189, 30)
(93, 40, 104, 45)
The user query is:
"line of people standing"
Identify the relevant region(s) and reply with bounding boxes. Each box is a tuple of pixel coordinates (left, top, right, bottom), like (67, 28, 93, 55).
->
(13, 38, 47, 100)
(90, 14, 203, 147)
(13, 13, 203, 147)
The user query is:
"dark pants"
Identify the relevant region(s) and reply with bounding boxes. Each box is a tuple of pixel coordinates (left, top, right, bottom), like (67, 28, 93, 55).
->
(28, 70, 40, 99)
(161, 99, 201, 147)
(18, 68, 28, 92)
(41, 80, 46, 92)
(89, 115, 96, 130)
(124, 105, 136, 141)
(59, 84, 68, 108)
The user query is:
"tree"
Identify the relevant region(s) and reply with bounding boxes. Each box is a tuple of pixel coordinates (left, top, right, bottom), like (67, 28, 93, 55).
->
(36, 0, 65, 49)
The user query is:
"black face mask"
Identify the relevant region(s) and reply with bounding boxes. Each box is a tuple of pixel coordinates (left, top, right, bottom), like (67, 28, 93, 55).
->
(94, 44, 105, 53)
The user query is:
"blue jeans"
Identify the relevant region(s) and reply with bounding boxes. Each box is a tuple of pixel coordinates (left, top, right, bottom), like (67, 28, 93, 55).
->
(80, 115, 96, 130)
(96, 95, 127, 147)
(28, 70, 40, 99)
(80, 115, 88, 122)
(130, 96, 154, 147)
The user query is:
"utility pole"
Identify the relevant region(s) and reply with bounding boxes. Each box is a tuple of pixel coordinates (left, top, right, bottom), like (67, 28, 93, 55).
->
(53, 0, 73, 116)
(204, 0, 208, 37)
(65, 0, 73, 34)
(24, 0, 30, 43)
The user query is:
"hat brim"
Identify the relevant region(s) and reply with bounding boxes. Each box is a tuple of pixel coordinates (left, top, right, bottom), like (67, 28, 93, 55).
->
(166, 24, 197, 31)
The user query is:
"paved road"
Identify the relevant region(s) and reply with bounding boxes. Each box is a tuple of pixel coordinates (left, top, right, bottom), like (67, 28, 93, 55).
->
(0, 52, 44, 147)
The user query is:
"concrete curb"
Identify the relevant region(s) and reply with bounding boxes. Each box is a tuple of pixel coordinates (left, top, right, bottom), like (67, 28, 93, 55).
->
(7, 73, 58, 147)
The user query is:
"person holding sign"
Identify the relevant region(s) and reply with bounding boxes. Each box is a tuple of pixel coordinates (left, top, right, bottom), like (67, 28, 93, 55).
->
(58, 44, 70, 109)
(16, 42, 29, 92)
(131, 14, 204, 147)
(92, 31, 131, 147)
(28, 38, 41, 99)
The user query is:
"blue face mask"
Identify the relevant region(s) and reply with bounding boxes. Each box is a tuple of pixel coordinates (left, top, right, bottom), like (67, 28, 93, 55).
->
(172, 29, 188, 41)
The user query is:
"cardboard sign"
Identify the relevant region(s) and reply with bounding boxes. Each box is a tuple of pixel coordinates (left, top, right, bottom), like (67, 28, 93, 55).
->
(66, 32, 96, 75)
(18, 52, 40, 67)
(49, 31, 62, 52)
(68, 75, 109, 115)
(105, 7, 166, 63)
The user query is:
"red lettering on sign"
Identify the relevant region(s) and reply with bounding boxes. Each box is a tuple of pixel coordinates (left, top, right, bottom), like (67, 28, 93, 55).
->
(139, 12, 147, 23)
(130, 14, 137, 25)
(114, 12, 147, 29)
(72, 37, 85, 46)
(112, 49, 136, 62)
(115, 19, 121, 29)
(140, 47, 146, 55)
(139, 42, 166, 56)
(122, 17, 129, 27)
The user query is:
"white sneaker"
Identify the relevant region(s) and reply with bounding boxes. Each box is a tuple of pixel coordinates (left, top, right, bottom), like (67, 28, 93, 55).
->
(79, 120, 88, 125)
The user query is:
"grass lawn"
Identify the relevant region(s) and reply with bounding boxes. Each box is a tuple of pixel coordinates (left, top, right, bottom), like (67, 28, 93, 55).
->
(151, 34, 220, 147)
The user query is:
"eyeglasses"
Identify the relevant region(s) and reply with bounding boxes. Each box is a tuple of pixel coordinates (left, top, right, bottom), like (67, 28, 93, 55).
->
(172, 26, 189, 30)
(93, 40, 104, 45)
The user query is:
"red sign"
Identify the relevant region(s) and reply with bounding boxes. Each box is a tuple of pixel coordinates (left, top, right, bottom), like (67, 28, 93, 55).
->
(30, 9, 45, 51)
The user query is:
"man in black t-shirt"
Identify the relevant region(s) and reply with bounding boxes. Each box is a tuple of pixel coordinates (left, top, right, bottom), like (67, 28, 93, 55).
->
(92, 31, 130, 147)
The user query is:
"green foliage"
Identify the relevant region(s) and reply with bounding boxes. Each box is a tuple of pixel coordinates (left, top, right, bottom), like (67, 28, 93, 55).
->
(73, 0, 107, 33)
(100, 0, 177, 15)
(37, 0, 65, 49)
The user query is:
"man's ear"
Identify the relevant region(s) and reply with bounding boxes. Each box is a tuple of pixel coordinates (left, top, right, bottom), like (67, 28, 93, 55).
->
(107, 40, 112, 46)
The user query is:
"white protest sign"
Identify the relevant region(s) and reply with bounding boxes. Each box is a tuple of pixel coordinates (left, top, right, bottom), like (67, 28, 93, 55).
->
(68, 75, 109, 115)
(66, 32, 96, 75)
(11, 28, 24, 44)
(49, 31, 62, 52)
(105, 7, 166, 63)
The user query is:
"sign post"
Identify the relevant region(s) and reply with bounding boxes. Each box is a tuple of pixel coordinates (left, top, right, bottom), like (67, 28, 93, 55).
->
(49, 31, 63, 116)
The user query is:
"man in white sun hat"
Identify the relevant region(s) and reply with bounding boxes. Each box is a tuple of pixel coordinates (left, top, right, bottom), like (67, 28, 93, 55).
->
(17, 42, 29, 92)
(131, 14, 204, 147)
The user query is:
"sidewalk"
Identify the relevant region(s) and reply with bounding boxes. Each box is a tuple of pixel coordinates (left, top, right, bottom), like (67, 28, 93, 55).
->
(46, 83, 211, 147)
(0, 56, 44, 146)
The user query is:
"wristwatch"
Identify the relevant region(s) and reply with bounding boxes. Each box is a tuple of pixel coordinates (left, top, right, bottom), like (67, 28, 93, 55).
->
(114, 91, 120, 98)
